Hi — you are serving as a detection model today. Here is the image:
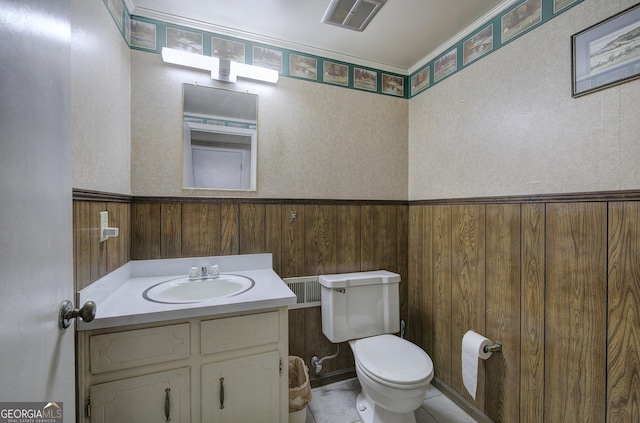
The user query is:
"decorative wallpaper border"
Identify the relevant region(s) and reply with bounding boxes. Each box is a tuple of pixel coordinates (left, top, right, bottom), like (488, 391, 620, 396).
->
(409, 0, 584, 97)
(103, 0, 583, 99)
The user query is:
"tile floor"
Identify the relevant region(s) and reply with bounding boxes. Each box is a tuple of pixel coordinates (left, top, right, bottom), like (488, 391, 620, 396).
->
(304, 378, 477, 423)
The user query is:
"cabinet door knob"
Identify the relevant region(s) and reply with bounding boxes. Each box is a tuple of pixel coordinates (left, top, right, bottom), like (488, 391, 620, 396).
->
(165, 388, 171, 422)
(219, 377, 225, 409)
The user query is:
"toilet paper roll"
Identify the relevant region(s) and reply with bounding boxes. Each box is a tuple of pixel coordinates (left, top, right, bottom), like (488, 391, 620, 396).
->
(461, 330, 493, 399)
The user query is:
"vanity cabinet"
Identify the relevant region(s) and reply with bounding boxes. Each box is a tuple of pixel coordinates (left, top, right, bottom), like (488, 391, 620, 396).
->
(77, 308, 289, 423)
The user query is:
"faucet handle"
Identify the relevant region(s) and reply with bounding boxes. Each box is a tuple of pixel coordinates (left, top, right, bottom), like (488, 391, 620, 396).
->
(209, 264, 220, 278)
(189, 265, 199, 279)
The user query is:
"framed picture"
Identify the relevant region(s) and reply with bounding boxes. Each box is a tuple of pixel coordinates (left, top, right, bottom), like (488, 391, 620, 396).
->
(290, 54, 318, 80)
(572, 3, 640, 97)
(212, 37, 245, 63)
(411, 67, 430, 96)
(501, 0, 542, 43)
(464, 24, 493, 66)
(382, 74, 404, 96)
(252, 46, 283, 73)
(323, 61, 349, 86)
(434, 48, 457, 83)
(354, 67, 377, 91)
(166, 27, 203, 54)
(130, 20, 156, 51)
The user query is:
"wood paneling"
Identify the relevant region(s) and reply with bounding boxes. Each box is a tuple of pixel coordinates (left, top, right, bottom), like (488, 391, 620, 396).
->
(451, 204, 486, 407)
(131, 203, 161, 259)
(432, 205, 452, 385)
(520, 203, 545, 423)
(372, 205, 397, 272)
(220, 203, 239, 255)
(545, 202, 607, 423)
(485, 204, 521, 422)
(304, 205, 337, 276)
(265, 204, 282, 276)
(74, 201, 92, 291)
(74, 201, 130, 292)
(239, 203, 266, 254)
(407, 206, 425, 348)
(337, 205, 361, 274)
(411, 201, 617, 422)
(74, 193, 640, 421)
(397, 205, 409, 324)
(281, 204, 304, 278)
(608, 201, 640, 423)
(360, 205, 374, 271)
(181, 203, 220, 257)
(161, 203, 181, 258)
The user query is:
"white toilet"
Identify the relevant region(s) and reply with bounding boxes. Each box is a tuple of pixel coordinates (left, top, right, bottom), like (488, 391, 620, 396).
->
(319, 270, 433, 423)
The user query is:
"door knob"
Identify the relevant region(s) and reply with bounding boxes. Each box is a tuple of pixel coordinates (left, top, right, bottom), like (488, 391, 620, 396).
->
(58, 300, 96, 330)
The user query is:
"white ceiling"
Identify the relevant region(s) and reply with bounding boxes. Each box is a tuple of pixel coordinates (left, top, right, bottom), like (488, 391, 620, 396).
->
(130, 0, 517, 74)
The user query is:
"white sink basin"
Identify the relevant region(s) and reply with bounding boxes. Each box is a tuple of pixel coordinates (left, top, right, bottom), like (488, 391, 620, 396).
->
(143, 274, 255, 304)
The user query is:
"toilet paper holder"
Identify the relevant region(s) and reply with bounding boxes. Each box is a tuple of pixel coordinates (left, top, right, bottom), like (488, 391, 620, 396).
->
(484, 341, 502, 354)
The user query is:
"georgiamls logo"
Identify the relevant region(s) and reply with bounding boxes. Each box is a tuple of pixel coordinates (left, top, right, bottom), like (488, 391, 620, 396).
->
(0, 402, 63, 422)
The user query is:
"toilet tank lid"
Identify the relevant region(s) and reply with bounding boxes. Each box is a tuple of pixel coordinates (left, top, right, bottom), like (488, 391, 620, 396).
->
(318, 270, 400, 288)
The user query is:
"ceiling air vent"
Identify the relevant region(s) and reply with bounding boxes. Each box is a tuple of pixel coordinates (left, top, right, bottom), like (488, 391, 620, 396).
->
(321, 0, 387, 32)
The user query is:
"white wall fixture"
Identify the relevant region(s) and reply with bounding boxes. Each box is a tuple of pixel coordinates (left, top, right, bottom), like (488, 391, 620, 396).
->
(161, 47, 279, 84)
(99, 211, 119, 242)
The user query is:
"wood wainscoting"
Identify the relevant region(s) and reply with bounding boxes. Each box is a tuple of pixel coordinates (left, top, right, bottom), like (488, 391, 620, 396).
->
(73, 190, 640, 418)
(408, 194, 640, 423)
(73, 192, 408, 385)
(73, 190, 131, 294)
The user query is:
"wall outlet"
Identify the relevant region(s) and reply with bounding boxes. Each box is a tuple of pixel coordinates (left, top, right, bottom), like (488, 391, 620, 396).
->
(99, 211, 108, 242)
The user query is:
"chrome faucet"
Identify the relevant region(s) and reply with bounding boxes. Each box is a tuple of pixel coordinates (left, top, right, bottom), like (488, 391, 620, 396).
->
(188, 264, 221, 280)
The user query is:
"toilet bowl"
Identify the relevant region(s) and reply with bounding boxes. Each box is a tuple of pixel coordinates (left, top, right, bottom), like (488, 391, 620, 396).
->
(319, 271, 434, 423)
(349, 334, 433, 423)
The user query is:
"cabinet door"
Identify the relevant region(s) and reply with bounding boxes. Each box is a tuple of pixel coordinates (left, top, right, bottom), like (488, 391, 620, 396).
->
(202, 351, 280, 423)
(90, 367, 190, 423)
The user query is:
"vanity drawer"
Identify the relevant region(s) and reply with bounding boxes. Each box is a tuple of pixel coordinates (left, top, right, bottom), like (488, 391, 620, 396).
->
(90, 323, 190, 374)
(201, 312, 279, 355)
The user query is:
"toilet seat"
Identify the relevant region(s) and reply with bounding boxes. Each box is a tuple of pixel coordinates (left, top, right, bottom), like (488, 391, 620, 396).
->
(352, 334, 433, 388)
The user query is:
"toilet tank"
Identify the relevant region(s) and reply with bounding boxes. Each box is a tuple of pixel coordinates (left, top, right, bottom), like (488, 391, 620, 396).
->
(319, 270, 401, 343)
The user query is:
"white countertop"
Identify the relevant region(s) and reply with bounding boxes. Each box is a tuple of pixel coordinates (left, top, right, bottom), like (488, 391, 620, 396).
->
(77, 254, 296, 330)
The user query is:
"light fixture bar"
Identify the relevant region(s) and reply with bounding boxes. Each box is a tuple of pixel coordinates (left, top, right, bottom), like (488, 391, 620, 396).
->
(161, 47, 213, 71)
(233, 62, 279, 84)
(161, 47, 278, 84)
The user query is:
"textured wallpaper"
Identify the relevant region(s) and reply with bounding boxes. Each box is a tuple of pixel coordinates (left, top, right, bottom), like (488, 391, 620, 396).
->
(130, 51, 409, 200)
(71, 0, 131, 195)
(408, 0, 640, 200)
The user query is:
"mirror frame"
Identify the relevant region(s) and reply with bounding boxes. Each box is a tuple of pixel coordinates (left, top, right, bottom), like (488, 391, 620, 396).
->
(182, 83, 258, 191)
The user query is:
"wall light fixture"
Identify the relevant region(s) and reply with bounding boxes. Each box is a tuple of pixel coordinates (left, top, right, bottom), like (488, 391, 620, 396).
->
(161, 47, 279, 84)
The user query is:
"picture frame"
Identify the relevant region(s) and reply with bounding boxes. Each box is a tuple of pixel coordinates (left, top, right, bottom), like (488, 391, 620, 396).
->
(130, 20, 156, 51)
(354, 67, 378, 91)
(323, 61, 349, 86)
(501, 0, 542, 44)
(212, 37, 245, 63)
(434, 48, 457, 83)
(166, 27, 203, 54)
(572, 3, 640, 97)
(411, 67, 430, 96)
(463, 24, 493, 66)
(252, 46, 283, 73)
(290, 54, 318, 80)
(382, 74, 404, 97)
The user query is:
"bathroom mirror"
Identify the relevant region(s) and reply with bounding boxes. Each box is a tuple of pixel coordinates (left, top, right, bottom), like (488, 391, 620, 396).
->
(183, 84, 258, 191)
